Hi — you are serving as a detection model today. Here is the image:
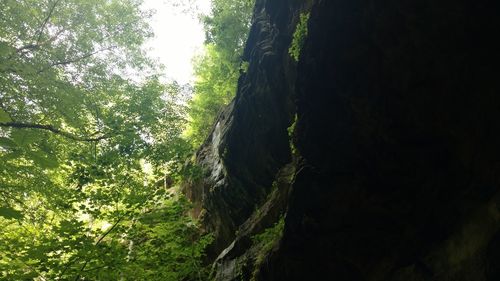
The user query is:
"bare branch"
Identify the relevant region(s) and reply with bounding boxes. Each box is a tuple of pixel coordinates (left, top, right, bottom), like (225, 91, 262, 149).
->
(74, 217, 124, 281)
(35, 0, 62, 44)
(16, 28, 66, 54)
(15, 44, 39, 53)
(0, 121, 111, 142)
(37, 46, 117, 74)
(82, 265, 108, 273)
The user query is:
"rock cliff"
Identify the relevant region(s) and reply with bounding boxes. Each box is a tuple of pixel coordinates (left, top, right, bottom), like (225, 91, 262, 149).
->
(184, 0, 500, 280)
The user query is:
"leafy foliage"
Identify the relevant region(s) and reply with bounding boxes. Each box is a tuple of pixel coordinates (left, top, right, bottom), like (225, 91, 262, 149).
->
(289, 12, 310, 62)
(0, 0, 214, 280)
(287, 113, 299, 156)
(1, 0, 258, 279)
(185, 0, 255, 146)
(252, 217, 285, 255)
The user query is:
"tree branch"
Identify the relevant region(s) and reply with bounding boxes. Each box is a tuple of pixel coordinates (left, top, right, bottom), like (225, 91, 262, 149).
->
(0, 121, 111, 142)
(35, 0, 62, 44)
(37, 46, 117, 74)
(60, 186, 159, 280)
(16, 28, 66, 54)
(74, 217, 124, 281)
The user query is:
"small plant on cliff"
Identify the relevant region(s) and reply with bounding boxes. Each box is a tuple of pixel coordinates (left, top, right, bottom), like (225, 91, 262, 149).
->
(250, 217, 285, 280)
(287, 114, 299, 156)
(289, 12, 310, 62)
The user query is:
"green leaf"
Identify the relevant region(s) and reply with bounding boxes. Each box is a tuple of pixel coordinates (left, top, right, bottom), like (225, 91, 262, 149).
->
(0, 108, 11, 122)
(0, 41, 14, 57)
(0, 206, 23, 220)
(0, 137, 17, 149)
(1, 150, 22, 160)
(26, 150, 58, 169)
(11, 130, 40, 145)
(289, 12, 310, 62)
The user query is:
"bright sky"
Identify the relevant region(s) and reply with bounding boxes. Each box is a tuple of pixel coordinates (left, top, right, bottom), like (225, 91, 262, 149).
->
(142, 0, 212, 85)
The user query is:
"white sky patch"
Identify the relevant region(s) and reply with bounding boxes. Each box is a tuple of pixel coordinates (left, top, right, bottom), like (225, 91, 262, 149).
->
(142, 0, 211, 84)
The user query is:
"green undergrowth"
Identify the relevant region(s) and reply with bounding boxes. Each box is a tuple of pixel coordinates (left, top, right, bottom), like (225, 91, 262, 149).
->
(123, 194, 215, 281)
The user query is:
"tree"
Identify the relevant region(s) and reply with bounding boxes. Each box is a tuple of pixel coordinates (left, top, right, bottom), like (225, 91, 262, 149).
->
(0, 0, 157, 224)
(185, 0, 255, 146)
(0, 0, 153, 141)
(0, 0, 259, 279)
(0, 1, 211, 280)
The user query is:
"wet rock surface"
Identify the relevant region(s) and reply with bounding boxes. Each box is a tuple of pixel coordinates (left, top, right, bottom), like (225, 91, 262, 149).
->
(183, 0, 302, 256)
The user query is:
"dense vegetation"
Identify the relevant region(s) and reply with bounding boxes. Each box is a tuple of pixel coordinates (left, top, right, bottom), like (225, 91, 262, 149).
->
(185, 0, 254, 146)
(0, 0, 253, 280)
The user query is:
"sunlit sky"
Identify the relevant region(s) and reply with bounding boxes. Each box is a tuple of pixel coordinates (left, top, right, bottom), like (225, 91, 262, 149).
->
(142, 0, 212, 84)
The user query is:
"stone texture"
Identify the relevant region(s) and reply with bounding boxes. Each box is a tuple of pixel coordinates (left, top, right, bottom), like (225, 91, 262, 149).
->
(184, 0, 500, 280)
(183, 0, 303, 256)
(262, 0, 500, 280)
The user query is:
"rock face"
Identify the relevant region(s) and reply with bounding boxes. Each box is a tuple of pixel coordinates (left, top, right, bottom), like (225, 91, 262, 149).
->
(183, 0, 305, 256)
(184, 0, 500, 280)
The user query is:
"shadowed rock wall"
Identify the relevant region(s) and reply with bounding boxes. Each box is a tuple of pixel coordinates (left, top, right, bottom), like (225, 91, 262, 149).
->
(184, 0, 500, 280)
(184, 0, 304, 254)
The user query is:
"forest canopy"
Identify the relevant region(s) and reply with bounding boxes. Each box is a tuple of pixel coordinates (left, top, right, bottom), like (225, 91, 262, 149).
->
(0, 0, 253, 280)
